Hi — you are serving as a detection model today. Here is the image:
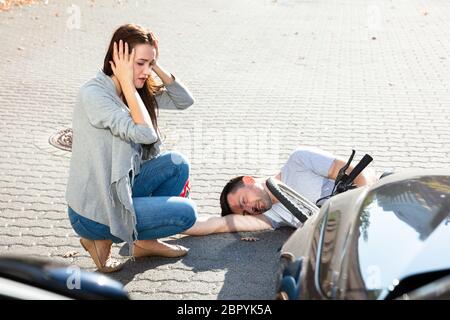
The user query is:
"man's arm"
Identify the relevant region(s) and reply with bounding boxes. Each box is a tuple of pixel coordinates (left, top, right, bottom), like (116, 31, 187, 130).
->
(328, 158, 378, 187)
(183, 214, 273, 236)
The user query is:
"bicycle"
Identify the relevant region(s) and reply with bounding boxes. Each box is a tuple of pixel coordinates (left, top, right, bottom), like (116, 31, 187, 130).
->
(265, 150, 373, 224)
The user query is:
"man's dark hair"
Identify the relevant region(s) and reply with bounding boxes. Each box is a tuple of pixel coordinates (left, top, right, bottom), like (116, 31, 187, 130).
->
(220, 176, 245, 216)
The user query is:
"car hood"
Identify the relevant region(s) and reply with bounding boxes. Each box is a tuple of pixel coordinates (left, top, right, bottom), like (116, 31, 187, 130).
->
(355, 175, 450, 297)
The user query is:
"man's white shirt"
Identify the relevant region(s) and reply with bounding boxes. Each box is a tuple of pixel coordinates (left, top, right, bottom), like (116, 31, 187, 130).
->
(263, 146, 336, 229)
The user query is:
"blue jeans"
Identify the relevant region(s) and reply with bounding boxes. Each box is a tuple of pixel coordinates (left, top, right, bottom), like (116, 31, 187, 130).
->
(68, 152, 197, 242)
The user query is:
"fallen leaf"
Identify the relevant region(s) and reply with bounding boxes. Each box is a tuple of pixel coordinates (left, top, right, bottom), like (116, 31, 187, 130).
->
(63, 250, 79, 258)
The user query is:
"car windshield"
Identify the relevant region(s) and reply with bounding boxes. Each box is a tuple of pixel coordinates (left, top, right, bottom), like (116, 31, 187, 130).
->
(356, 175, 450, 299)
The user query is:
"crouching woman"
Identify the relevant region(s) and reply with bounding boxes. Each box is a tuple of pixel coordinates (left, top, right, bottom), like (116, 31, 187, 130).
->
(65, 23, 197, 273)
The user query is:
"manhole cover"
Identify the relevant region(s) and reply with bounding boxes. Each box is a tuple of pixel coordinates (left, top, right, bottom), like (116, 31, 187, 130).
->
(49, 128, 72, 152)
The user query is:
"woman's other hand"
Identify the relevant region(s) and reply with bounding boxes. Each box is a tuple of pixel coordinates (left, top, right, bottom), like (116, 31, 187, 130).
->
(148, 31, 159, 65)
(147, 32, 174, 85)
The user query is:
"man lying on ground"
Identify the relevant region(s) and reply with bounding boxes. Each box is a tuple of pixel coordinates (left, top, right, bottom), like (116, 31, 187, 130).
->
(184, 146, 378, 236)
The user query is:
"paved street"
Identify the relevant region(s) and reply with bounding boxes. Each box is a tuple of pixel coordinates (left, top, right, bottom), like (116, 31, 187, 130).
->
(0, 0, 449, 299)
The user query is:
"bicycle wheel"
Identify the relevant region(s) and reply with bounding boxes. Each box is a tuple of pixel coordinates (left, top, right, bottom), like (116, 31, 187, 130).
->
(266, 178, 319, 224)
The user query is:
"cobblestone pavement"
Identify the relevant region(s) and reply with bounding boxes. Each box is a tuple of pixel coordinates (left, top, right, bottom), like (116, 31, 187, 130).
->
(0, 0, 449, 299)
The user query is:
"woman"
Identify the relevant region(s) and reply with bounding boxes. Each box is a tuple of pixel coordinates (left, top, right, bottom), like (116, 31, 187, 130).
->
(65, 24, 197, 273)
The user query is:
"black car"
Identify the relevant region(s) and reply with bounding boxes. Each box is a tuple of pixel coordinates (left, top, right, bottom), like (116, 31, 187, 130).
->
(275, 170, 450, 300)
(0, 255, 129, 300)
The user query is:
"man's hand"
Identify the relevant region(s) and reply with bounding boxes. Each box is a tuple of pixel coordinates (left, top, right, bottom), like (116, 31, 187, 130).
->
(329, 158, 378, 187)
(109, 39, 135, 87)
(241, 237, 260, 242)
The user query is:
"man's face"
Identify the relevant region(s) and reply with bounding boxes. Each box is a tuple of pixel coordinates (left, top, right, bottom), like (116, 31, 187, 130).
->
(227, 181, 273, 215)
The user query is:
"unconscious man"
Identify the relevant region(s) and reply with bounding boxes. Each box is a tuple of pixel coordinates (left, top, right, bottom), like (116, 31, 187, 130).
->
(184, 146, 378, 236)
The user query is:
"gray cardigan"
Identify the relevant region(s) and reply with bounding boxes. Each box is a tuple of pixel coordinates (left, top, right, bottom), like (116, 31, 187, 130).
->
(65, 69, 194, 255)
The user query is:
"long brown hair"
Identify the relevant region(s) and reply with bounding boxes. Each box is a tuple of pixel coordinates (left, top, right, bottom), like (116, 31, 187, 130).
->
(102, 23, 162, 138)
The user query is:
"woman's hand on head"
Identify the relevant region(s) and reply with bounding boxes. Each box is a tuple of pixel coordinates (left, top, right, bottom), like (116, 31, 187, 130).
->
(149, 32, 159, 66)
(109, 39, 135, 86)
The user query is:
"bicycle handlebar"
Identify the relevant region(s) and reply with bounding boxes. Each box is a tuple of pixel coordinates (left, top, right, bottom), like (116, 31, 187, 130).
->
(332, 151, 373, 196)
(346, 154, 373, 185)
